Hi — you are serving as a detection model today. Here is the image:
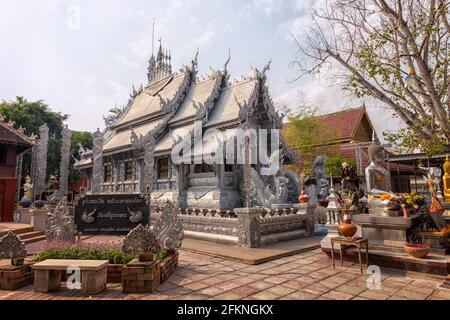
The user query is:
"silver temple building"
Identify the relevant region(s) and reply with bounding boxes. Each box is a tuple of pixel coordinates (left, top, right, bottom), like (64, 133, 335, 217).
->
(75, 44, 301, 212)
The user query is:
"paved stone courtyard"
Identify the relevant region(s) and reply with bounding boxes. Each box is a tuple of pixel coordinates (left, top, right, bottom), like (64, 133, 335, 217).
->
(0, 249, 449, 300)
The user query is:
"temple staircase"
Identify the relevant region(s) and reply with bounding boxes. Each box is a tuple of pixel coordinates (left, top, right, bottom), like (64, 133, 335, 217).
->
(0, 224, 46, 245)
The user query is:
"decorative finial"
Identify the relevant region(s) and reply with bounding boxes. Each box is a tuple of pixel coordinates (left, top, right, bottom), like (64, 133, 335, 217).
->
(192, 49, 199, 68)
(261, 59, 272, 76)
(223, 49, 231, 73)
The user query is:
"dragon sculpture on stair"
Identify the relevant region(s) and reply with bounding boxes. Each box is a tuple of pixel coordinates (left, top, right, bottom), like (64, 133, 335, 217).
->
(249, 149, 300, 208)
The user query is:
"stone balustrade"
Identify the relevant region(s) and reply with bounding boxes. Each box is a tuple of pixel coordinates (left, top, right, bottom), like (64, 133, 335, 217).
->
(150, 204, 316, 248)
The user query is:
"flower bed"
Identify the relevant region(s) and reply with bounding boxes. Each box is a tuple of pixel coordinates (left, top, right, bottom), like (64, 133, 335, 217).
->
(33, 242, 172, 284)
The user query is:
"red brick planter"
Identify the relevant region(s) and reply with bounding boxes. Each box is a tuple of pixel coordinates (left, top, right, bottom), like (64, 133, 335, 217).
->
(160, 251, 179, 283)
(0, 263, 34, 290)
(107, 264, 124, 283)
(122, 251, 179, 293)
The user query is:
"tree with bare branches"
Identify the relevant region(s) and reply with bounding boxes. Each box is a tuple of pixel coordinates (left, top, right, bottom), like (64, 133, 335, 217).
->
(291, 0, 450, 155)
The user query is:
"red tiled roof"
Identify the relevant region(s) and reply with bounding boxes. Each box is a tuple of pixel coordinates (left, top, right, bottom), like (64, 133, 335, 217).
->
(0, 122, 33, 152)
(314, 106, 367, 143)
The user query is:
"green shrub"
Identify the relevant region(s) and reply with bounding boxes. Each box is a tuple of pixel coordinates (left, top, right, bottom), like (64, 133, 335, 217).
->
(155, 248, 169, 261)
(34, 247, 172, 264)
(34, 248, 137, 265)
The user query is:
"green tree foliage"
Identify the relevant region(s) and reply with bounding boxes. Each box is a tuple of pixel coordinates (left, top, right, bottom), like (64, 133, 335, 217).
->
(0, 97, 92, 182)
(326, 156, 357, 177)
(292, 0, 450, 155)
(282, 106, 355, 176)
(69, 131, 93, 181)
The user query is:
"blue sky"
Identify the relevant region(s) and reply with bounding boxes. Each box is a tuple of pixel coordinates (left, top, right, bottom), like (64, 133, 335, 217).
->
(0, 0, 400, 134)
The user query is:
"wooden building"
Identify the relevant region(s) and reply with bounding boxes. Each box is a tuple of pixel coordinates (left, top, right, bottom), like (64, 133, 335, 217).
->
(283, 106, 422, 192)
(0, 117, 33, 222)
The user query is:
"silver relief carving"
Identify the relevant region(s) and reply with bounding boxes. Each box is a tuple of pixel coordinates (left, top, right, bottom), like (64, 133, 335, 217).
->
(122, 224, 161, 255)
(33, 124, 49, 199)
(153, 200, 184, 250)
(91, 129, 104, 194)
(0, 231, 27, 259)
(127, 207, 143, 223)
(130, 129, 155, 193)
(56, 126, 72, 201)
(45, 198, 76, 243)
(82, 208, 96, 224)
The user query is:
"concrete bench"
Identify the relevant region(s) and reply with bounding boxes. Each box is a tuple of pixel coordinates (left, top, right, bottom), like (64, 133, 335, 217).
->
(32, 259, 109, 294)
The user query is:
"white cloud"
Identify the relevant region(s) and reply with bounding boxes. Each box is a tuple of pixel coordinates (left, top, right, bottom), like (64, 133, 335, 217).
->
(0, 0, 403, 136)
(254, 0, 284, 16)
(113, 54, 139, 68)
(292, 0, 316, 12)
(278, 14, 314, 41)
(106, 80, 130, 103)
(190, 30, 216, 48)
(128, 35, 153, 61)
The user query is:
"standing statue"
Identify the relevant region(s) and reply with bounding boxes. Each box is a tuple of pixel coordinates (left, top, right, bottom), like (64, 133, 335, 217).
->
(19, 176, 34, 208)
(312, 155, 329, 202)
(23, 176, 33, 200)
(365, 131, 391, 195)
(341, 162, 363, 208)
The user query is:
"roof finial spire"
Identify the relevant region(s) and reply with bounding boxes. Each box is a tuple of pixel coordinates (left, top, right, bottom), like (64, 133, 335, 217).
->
(192, 49, 199, 69)
(223, 48, 231, 73)
(151, 19, 155, 57)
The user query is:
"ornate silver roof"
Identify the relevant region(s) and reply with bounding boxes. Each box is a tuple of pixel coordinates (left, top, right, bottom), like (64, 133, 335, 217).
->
(75, 48, 297, 166)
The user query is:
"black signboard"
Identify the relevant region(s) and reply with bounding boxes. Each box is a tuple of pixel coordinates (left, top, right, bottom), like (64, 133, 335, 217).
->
(74, 194, 150, 235)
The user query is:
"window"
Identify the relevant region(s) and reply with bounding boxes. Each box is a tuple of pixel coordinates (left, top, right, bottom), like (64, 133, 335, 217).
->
(125, 161, 133, 181)
(104, 164, 112, 182)
(0, 145, 6, 165)
(158, 158, 169, 179)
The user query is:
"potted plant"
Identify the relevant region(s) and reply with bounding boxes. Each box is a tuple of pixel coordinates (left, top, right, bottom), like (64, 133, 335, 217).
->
(404, 236, 431, 259)
(338, 191, 357, 238)
(380, 193, 398, 209)
(397, 194, 411, 218)
(298, 173, 310, 204)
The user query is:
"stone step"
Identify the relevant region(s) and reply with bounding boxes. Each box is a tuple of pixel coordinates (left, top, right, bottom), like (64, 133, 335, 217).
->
(0, 226, 34, 237)
(261, 230, 307, 246)
(184, 230, 238, 245)
(23, 235, 46, 245)
(19, 231, 45, 240)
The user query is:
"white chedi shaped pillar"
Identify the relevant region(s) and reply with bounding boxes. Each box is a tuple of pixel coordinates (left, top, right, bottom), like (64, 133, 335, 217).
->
(320, 176, 342, 251)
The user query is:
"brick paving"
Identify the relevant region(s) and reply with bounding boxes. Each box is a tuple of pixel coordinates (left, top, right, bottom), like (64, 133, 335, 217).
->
(0, 249, 449, 300)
